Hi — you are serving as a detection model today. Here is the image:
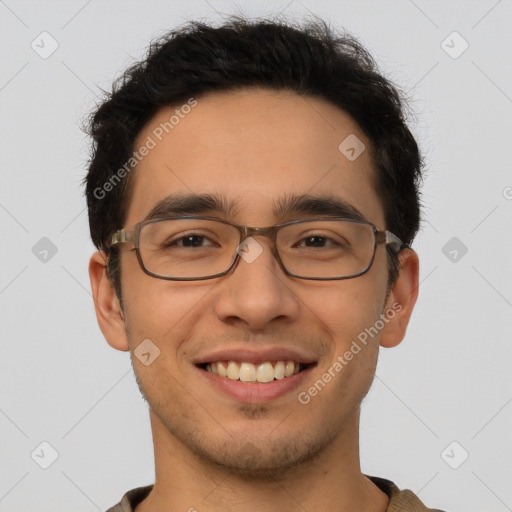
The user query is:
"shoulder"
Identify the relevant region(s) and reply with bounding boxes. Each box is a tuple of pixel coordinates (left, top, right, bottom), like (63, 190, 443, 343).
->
(104, 485, 153, 512)
(366, 474, 448, 512)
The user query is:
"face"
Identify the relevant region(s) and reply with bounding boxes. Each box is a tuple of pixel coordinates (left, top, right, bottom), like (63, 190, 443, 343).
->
(91, 88, 418, 478)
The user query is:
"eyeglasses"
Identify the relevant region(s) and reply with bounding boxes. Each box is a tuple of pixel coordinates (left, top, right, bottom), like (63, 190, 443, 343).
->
(109, 215, 404, 281)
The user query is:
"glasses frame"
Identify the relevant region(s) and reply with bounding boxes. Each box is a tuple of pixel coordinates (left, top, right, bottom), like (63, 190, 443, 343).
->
(109, 215, 404, 281)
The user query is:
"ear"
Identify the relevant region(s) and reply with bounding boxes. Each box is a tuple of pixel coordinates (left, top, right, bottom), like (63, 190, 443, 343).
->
(88, 251, 129, 352)
(379, 248, 419, 349)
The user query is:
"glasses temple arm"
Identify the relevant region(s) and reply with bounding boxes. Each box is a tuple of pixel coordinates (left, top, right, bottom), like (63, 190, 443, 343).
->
(377, 230, 404, 252)
(110, 229, 129, 246)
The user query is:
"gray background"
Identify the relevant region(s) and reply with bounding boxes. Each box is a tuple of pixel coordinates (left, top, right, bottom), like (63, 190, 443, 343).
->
(1, 0, 511, 510)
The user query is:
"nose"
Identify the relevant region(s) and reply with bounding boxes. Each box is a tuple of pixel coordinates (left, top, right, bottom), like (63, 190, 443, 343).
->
(213, 237, 301, 330)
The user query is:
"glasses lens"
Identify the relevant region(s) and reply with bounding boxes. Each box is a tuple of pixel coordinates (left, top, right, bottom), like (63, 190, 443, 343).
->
(138, 218, 376, 280)
(139, 218, 239, 278)
(277, 219, 375, 278)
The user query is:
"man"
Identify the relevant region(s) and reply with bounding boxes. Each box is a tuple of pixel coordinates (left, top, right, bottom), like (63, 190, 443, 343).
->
(85, 15, 446, 512)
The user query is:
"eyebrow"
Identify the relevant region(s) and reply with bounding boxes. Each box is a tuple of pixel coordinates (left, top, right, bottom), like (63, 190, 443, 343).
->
(142, 192, 368, 224)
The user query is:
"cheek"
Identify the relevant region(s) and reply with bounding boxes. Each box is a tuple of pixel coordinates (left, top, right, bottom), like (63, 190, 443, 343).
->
(307, 275, 385, 345)
(121, 264, 216, 344)
(121, 279, 206, 392)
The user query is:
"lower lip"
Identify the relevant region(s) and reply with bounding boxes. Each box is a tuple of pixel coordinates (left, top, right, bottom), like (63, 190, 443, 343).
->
(197, 364, 315, 403)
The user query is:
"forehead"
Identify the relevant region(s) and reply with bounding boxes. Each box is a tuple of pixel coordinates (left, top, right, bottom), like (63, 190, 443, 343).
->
(125, 88, 385, 228)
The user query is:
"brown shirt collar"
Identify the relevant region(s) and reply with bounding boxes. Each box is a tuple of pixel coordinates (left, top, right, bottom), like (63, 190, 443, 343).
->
(105, 475, 445, 512)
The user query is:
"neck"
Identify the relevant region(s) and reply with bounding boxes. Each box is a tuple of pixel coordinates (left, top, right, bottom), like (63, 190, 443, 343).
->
(135, 408, 389, 512)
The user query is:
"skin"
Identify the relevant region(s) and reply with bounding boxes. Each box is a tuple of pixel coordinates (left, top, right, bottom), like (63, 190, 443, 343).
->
(89, 88, 419, 512)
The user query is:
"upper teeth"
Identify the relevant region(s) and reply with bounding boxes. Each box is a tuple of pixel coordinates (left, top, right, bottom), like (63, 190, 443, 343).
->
(205, 361, 302, 383)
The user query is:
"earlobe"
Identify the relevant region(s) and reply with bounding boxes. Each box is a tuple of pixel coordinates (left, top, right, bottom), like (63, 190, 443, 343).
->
(379, 248, 420, 349)
(88, 251, 130, 352)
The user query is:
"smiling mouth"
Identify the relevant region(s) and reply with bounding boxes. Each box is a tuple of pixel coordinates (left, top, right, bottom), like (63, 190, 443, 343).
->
(197, 360, 315, 383)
